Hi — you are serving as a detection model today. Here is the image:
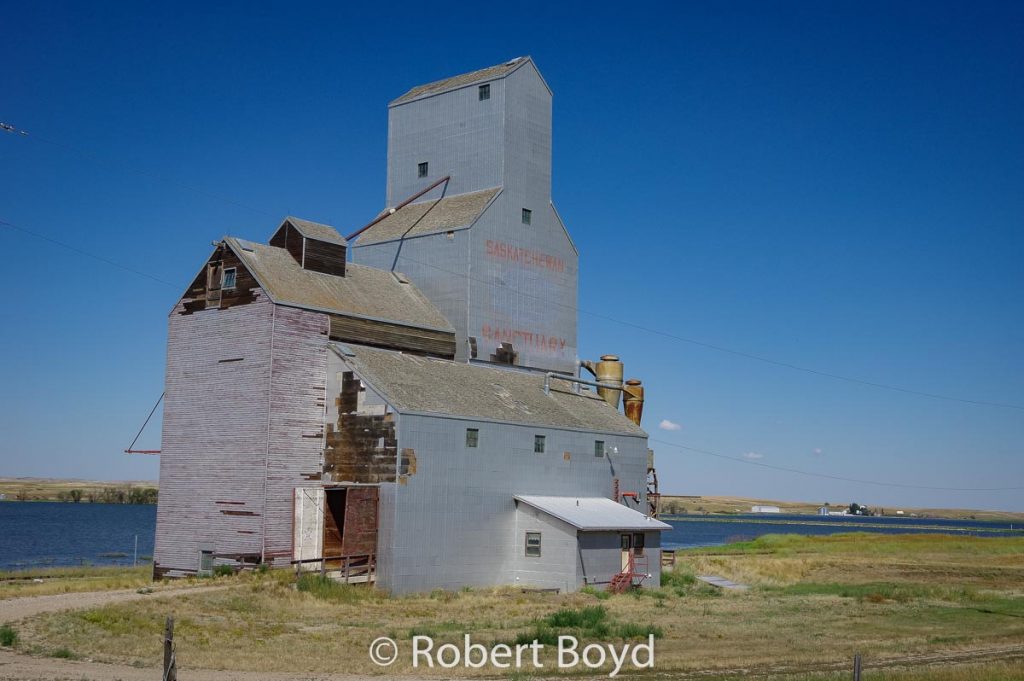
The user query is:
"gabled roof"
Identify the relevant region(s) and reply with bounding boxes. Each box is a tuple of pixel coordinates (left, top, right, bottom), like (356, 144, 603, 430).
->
(223, 237, 452, 332)
(514, 496, 672, 532)
(353, 188, 500, 246)
(279, 216, 346, 246)
(331, 343, 646, 437)
(391, 57, 531, 106)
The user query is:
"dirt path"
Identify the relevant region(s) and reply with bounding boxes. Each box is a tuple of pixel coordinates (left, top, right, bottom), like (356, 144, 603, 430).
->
(0, 584, 230, 625)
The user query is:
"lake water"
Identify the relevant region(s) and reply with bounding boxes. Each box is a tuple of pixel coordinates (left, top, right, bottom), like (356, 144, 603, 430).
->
(0, 502, 1020, 570)
(0, 502, 156, 570)
(661, 513, 1024, 549)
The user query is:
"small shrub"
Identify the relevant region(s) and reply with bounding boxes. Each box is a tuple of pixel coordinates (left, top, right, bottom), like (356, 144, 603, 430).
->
(512, 624, 560, 647)
(257, 562, 270, 574)
(51, 647, 77, 659)
(295, 573, 379, 604)
(614, 622, 663, 639)
(213, 564, 235, 577)
(0, 624, 17, 647)
(545, 605, 607, 630)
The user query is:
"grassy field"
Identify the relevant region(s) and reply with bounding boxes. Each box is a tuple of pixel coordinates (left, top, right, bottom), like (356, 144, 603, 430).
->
(661, 494, 1024, 520)
(0, 565, 156, 598)
(3, 533, 1023, 679)
(0, 477, 157, 503)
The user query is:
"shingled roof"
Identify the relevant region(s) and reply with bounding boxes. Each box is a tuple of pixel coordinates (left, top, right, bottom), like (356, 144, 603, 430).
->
(391, 57, 531, 106)
(223, 237, 453, 331)
(280, 216, 346, 246)
(353, 187, 500, 246)
(332, 343, 646, 436)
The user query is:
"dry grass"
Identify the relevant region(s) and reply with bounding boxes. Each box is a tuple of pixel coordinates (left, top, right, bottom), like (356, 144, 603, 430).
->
(0, 565, 226, 598)
(9, 534, 1024, 678)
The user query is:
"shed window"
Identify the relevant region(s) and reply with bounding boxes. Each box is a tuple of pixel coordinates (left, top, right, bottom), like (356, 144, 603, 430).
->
(466, 428, 479, 448)
(534, 435, 546, 453)
(633, 533, 645, 554)
(418, 162, 429, 178)
(222, 268, 237, 290)
(521, 208, 532, 225)
(594, 440, 605, 457)
(525, 531, 541, 557)
(478, 83, 490, 101)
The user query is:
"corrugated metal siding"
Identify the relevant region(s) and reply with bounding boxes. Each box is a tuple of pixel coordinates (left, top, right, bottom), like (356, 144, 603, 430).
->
(264, 305, 329, 564)
(357, 59, 578, 373)
(154, 295, 274, 576)
(513, 504, 578, 591)
(379, 411, 648, 594)
(387, 75, 506, 204)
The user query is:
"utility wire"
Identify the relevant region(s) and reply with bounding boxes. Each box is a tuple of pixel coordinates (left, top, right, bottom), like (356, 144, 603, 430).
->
(2, 121, 275, 218)
(391, 253, 1024, 412)
(649, 437, 1024, 492)
(4, 120, 1021, 411)
(0, 219, 180, 288)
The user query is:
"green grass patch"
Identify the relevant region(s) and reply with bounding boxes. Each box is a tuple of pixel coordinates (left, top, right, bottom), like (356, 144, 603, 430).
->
(0, 624, 17, 647)
(50, 647, 77, 659)
(295, 573, 380, 604)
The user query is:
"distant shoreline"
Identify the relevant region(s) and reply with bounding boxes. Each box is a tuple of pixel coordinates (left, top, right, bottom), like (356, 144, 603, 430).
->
(659, 494, 1024, 521)
(0, 478, 158, 505)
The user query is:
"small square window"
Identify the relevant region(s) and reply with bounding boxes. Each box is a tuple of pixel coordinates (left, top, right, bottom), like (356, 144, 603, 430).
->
(478, 84, 490, 101)
(534, 435, 546, 453)
(633, 533, 645, 554)
(521, 208, 532, 225)
(525, 531, 541, 557)
(222, 268, 237, 290)
(466, 428, 479, 448)
(418, 162, 428, 178)
(594, 440, 605, 457)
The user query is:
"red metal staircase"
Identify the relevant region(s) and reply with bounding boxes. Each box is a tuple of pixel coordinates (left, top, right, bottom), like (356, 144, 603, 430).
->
(608, 552, 651, 593)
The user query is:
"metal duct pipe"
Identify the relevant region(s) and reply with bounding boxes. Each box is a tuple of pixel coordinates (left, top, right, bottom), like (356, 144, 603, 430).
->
(622, 379, 644, 426)
(582, 355, 623, 409)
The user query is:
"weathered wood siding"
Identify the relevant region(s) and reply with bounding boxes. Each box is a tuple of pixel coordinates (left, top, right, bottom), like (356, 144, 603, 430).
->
(263, 305, 330, 565)
(302, 239, 347, 277)
(154, 295, 274, 577)
(180, 244, 260, 314)
(269, 222, 305, 265)
(328, 315, 455, 358)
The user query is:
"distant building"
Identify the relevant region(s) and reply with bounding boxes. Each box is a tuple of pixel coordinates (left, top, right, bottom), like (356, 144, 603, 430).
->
(818, 506, 829, 516)
(751, 505, 781, 513)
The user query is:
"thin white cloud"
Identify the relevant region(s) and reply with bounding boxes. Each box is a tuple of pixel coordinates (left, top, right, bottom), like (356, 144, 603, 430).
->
(743, 452, 764, 460)
(812, 448, 824, 456)
(658, 419, 682, 431)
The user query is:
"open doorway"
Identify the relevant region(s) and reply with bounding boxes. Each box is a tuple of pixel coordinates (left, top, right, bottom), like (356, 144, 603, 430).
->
(323, 486, 379, 573)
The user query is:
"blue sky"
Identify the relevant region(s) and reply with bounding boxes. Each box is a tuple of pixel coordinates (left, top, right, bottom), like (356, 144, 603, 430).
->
(1, 2, 1021, 510)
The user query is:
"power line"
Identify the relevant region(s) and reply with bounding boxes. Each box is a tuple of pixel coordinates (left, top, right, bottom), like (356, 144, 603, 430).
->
(391, 253, 1024, 412)
(4, 120, 1020, 411)
(0, 218, 180, 288)
(649, 437, 1024, 492)
(2, 121, 275, 218)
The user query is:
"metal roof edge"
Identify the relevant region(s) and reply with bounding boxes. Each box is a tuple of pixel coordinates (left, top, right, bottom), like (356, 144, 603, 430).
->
(549, 201, 578, 256)
(394, 408, 648, 439)
(351, 187, 502, 248)
(388, 57, 533, 108)
(513, 495, 671, 531)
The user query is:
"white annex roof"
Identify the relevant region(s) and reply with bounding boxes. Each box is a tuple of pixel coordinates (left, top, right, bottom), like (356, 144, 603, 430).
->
(514, 496, 672, 532)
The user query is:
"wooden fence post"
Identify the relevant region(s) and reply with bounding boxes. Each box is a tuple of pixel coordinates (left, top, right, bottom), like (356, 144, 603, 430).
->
(853, 653, 862, 681)
(163, 616, 176, 681)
